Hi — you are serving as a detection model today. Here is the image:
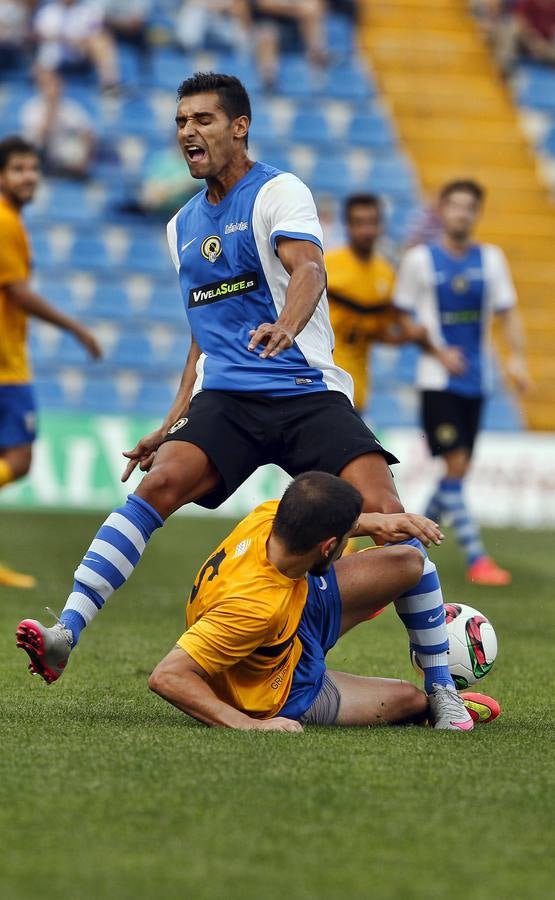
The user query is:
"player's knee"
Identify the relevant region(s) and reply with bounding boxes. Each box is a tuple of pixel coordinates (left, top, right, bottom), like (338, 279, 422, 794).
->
(399, 681, 428, 722)
(148, 664, 167, 696)
(140, 462, 185, 510)
(390, 544, 424, 591)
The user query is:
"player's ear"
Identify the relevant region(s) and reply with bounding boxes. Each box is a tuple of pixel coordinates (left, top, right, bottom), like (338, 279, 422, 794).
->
(320, 537, 337, 559)
(233, 115, 249, 143)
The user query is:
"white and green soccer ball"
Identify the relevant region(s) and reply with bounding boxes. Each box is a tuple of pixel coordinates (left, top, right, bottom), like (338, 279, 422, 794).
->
(411, 602, 498, 690)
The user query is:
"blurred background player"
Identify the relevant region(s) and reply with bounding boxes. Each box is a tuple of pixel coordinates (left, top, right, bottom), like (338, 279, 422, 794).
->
(393, 179, 530, 587)
(325, 193, 397, 414)
(0, 135, 102, 588)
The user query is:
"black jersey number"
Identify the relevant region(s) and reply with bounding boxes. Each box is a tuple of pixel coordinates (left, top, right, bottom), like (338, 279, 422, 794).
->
(190, 548, 227, 602)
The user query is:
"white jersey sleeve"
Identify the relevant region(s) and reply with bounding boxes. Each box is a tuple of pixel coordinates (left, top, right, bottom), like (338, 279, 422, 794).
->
(393, 245, 430, 313)
(483, 244, 517, 312)
(255, 172, 324, 253)
(166, 213, 180, 273)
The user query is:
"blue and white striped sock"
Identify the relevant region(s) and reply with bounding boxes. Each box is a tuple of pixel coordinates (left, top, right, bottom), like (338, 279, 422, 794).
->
(60, 494, 163, 646)
(394, 537, 455, 693)
(438, 477, 485, 566)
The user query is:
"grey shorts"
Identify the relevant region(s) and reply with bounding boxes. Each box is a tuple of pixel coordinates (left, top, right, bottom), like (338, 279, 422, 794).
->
(299, 672, 341, 726)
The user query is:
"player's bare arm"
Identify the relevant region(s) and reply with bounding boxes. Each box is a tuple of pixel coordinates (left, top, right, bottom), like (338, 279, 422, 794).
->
(497, 307, 531, 393)
(248, 238, 326, 359)
(149, 647, 303, 732)
(353, 511, 444, 547)
(121, 335, 202, 482)
(394, 309, 466, 375)
(5, 281, 102, 359)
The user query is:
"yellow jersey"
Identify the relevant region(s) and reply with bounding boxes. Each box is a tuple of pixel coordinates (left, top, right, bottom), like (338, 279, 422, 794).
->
(178, 501, 307, 719)
(0, 196, 31, 384)
(325, 246, 396, 409)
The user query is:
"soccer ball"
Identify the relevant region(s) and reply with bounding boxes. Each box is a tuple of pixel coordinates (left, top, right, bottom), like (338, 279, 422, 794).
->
(411, 603, 498, 690)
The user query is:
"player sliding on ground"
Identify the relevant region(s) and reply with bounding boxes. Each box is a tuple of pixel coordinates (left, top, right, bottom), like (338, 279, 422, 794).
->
(17, 73, 470, 730)
(148, 472, 499, 731)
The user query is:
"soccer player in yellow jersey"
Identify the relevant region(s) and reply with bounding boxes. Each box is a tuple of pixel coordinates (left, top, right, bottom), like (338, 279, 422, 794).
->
(149, 471, 478, 731)
(325, 194, 397, 413)
(0, 136, 102, 587)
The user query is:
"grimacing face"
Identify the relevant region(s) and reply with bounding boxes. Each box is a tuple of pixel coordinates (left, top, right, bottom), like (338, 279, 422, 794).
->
(175, 92, 249, 180)
(346, 204, 381, 255)
(439, 190, 481, 242)
(0, 153, 40, 208)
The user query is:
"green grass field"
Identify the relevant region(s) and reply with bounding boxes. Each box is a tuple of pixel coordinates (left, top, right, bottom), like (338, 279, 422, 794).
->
(1, 511, 554, 900)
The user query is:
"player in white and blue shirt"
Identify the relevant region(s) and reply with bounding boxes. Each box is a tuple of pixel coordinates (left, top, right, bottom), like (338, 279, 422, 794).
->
(18, 75, 473, 729)
(394, 179, 529, 586)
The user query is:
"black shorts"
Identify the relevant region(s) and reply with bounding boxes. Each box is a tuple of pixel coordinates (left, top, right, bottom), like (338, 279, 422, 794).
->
(421, 390, 483, 457)
(163, 390, 398, 509)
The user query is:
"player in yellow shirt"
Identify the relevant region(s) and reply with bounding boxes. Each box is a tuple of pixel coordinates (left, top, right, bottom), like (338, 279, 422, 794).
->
(325, 194, 397, 412)
(147, 471, 479, 731)
(0, 136, 102, 587)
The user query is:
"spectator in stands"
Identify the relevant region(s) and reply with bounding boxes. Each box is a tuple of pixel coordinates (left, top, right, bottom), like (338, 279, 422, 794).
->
(0, 0, 34, 70)
(513, 0, 555, 65)
(175, 0, 250, 54)
(249, 0, 328, 90)
(118, 145, 199, 218)
(21, 68, 96, 179)
(34, 0, 120, 91)
(102, 0, 152, 60)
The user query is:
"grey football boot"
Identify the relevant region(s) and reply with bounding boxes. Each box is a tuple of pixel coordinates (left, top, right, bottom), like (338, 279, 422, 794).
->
(16, 610, 73, 684)
(428, 683, 474, 731)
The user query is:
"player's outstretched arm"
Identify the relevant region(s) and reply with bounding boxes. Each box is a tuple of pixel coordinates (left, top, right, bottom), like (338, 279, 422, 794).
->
(354, 512, 444, 547)
(497, 307, 531, 393)
(121, 336, 202, 482)
(6, 280, 102, 358)
(149, 647, 303, 732)
(248, 238, 326, 359)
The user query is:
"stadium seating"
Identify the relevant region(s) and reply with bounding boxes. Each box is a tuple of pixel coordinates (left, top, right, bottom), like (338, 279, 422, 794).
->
(0, 4, 523, 428)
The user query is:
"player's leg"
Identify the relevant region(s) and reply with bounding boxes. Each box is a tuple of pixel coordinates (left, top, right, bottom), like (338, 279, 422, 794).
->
(328, 671, 428, 726)
(0, 443, 32, 486)
(16, 393, 262, 681)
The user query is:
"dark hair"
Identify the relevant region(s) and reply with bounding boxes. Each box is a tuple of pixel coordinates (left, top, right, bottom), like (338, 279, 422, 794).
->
(273, 471, 363, 555)
(344, 193, 382, 222)
(176, 72, 251, 145)
(439, 179, 485, 205)
(0, 135, 38, 172)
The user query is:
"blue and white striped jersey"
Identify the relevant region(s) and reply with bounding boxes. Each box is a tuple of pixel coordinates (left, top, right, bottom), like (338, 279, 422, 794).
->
(167, 161, 353, 400)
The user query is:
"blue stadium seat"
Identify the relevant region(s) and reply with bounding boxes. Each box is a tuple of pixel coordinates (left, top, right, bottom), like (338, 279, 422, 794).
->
(368, 158, 417, 196)
(151, 47, 190, 91)
(125, 238, 172, 276)
(276, 57, 315, 98)
(323, 62, 375, 100)
(136, 381, 176, 415)
(33, 378, 66, 410)
(291, 111, 331, 146)
(81, 378, 124, 414)
(540, 124, 555, 157)
(516, 71, 555, 112)
(248, 108, 276, 143)
(43, 181, 97, 224)
(347, 113, 395, 150)
(326, 13, 355, 58)
(114, 332, 153, 367)
(90, 283, 134, 319)
(70, 237, 111, 271)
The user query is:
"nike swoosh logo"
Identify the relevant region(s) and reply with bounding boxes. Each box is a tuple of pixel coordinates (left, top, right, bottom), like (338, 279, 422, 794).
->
(428, 611, 444, 623)
(277, 621, 288, 638)
(319, 577, 327, 590)
(181, 237, 197, 251)
(83, 557, 98, 565)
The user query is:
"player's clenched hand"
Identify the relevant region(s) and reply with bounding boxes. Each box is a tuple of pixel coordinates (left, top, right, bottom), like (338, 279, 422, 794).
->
(248, 322, 294, 359)
(357, 512, 444, 547)
(121, 427, 166, 482)
(436, 346, 466, 375)
(73, 324, 103, 359)
(249, 717, 304, 733)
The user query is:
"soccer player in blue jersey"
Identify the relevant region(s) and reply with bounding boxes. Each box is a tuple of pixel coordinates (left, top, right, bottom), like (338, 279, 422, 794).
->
(17, 74, 472, 729)
(394, 179, 529, 586)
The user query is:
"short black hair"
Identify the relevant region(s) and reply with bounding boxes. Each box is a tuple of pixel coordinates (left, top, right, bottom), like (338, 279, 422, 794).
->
(176, 71, 251, 141)
(439, 179, 485, 205)
(344, 193, 382, 222)
(0, 135, 38, 172)
(273, 472, 363, 555)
